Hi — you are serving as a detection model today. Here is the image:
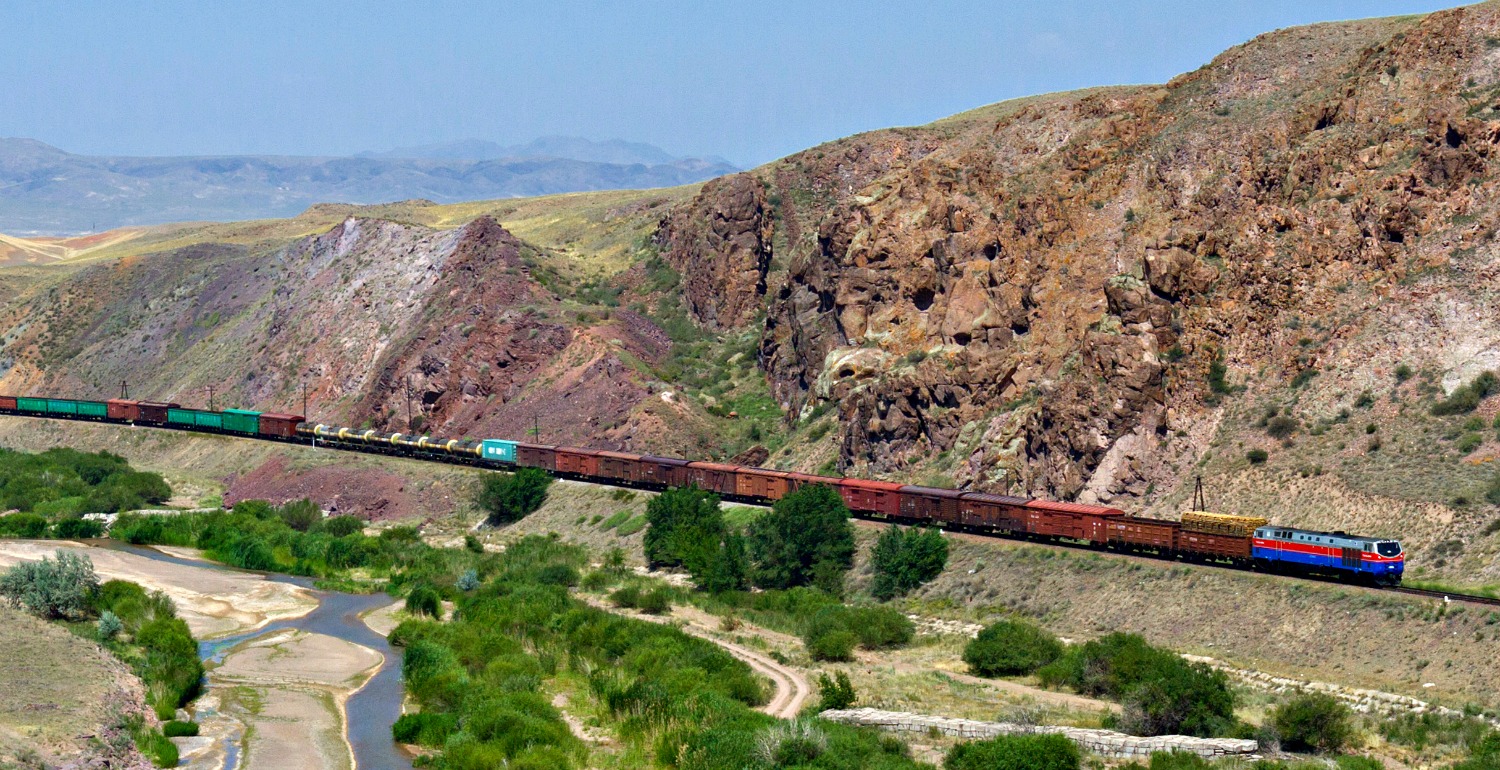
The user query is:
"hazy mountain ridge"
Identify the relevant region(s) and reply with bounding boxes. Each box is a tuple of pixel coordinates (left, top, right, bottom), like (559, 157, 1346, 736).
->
(0, 137, 737, 235)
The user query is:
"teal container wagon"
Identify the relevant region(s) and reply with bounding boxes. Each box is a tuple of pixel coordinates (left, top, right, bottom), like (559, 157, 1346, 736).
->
(167, 408, 224, 430)
(15, 397, 46, 413)
(221, 408, 262, 435)
(480, 439, 517, 463)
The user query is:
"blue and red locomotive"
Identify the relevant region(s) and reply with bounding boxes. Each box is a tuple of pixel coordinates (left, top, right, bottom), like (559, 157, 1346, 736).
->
(1253, 526, 1405, 584)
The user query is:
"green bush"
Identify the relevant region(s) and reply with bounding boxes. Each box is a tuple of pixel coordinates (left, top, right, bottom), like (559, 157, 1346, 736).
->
(0, 549, 99, 619)
(945, 733, 1080, 770)
(1271, 692, 1355, 753)
(964, 619, 1064, 677)
(0, 513, 49, 538)
(162, 720, 200, 737)
(871, 525, 948, 600)
(610, 586, 642, 609)
(277, 499, 321, 531)
(637, 587, 673, 615)
(1459, 433, 1485, 454)
(749, 484, 855, 593)
(807, 629, 858, 661)
(816, 671, 857, 711)
(97, 610, 123, 640)
(1038, 633, 1233, 737)
(322, 514, 365, 537)
(1433, 372, 1499, 416)
(52, 516, 105, 539)
(1246, 449, 1269, 464)
(643, 485, 723, 569)
(406, 585, 443, 618)
(392, 711, 457, 746)
(476, 468, 553, 525)
(802, 605, 913, 656)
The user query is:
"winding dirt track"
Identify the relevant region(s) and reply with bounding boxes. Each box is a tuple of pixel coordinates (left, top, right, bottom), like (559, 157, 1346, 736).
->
(585, 597, 811, 718)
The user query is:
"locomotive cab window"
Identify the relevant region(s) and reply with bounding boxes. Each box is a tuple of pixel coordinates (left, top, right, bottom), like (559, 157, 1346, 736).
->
(1377, 542, 1401, 557)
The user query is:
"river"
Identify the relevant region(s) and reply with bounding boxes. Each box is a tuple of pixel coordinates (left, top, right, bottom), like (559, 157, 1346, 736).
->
(105, 543, 415, 770)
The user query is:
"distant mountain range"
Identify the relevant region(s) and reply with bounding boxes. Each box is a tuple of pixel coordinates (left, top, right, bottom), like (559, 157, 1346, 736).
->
(0, 137, 738, 235)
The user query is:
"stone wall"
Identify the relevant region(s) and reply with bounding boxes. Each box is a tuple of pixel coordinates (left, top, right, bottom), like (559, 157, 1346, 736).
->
(818, 708, 1259, 759)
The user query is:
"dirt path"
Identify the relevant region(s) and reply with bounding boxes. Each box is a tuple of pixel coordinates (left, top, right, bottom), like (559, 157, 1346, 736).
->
(584, 597, 813, 718)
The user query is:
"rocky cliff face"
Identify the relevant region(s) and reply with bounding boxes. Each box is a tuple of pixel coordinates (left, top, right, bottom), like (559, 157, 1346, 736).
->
(659, 4, 1500, 512)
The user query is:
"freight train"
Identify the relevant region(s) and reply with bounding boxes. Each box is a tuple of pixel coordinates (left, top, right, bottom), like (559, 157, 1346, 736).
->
(0, 394, 1406, 584)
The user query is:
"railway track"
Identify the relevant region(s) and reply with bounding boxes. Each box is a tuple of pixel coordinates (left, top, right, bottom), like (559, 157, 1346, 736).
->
(5, 410, 1497, 610)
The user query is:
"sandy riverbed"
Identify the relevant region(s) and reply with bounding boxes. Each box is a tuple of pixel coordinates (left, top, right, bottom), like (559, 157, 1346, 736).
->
(0, 540, 316, 638)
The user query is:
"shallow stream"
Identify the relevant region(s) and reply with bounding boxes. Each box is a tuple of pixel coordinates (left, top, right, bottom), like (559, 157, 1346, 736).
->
(104, 543, 414, 770)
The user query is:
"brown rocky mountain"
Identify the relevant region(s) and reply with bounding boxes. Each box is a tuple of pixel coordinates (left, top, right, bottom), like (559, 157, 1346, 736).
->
(3, 4, 1500, 581)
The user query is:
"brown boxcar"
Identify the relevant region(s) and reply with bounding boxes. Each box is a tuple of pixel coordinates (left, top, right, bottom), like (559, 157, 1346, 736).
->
(136, 401, 180, 424)
(1178, 530, 1252, 560)
(1023, 500, 1124, 542)
(1103, 516, 1179, 550)
(897, 485, 965, 523)
(556, 447, 601, 477)
(0, 396, 15, 411)
(639, 456, 690, 488)
(684, 461, 741, 495)
(257, 413, 304, 439)
(736, 467, 792, 501)
(958, 492, 1030, 531)
(597, 450, 644, 483)
(516, 443, 558, 472)
(838, 479, 904, 517)
(105, 399, 140, 421)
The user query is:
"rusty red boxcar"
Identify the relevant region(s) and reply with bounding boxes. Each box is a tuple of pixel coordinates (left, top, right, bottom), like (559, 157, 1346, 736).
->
(136, 401, 180, 424)
(258, 413, 304, 439)
(736, 467, 792, 501)
(684, 461, 740, 495)
(639, 456, 689, 488)
(556, 447, 600, 477)
(516, 443, 558, 472)
(597, 450, 644, 483)
(105, 399, 141, 421)
(1104, 516, 1179, 551)
(897, 486, 965, 523)
(958, 492, 1030, 532)
(838, 478, 904, 517)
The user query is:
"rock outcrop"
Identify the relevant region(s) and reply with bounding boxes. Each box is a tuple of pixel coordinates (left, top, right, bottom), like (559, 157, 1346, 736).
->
(655, 173, 773, 329)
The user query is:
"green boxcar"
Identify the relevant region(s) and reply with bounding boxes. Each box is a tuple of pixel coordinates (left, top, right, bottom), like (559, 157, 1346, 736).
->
(16, 397, 46, 412)
(221, 408, 261, 434)
(167, 408, 224, 430)
(77, 401, 107, 418)
(46, 399, 78, 416)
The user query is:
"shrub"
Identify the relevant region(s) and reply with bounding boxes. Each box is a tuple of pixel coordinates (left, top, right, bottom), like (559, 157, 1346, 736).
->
(0, 513, 49, 538)
(944, 733, 1081, 770)
(457, 568, 481, 592)
(1038, 633, 1233, 737)
(406, 585, 443, 618)
(162, 720, 199, 738)
(1395, 363, 1413, 382)
(97, 610, 123, 641)
(871, 526, 949, 600)
(0, 550, 99, 619)
(465, 533, 485, 553)
(1433, 372, 1499, 415)
(277, 499, 321, 532)
(476, 468, 552, 525)
(817, 670, 858, 711)
(52, 517, 105, 539)
(1354, 391, 1376, 409)
(392, 711, 457, 746)
(964, 620, 1064, 677)
(1246, 449, 1269, 464)
(1266, 415, 1298, 439)
(803, 605, 914, 656)
(807, 629, 858, 662)
(637, 587, 672, 615)
(322, 515, 365, 537)
(749, 484, 855, 593)
(609, 586, 642, 609)
(1271, 692, 1355, 753)
(1207, 357, 1234, 395)
(1465, 416, 1487, 432)
(1459, 433, 1485, 454)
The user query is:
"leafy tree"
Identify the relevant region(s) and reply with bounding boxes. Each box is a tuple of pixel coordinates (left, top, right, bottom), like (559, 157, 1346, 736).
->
(697, 530, 751, 593)
(748, 484, 855, 592)
(964, 619, 1064, 677)
(1271, 692, 1355, 753)
(476, 468, 553, 525)
(0, 550, 99, 619)
(816, 671, 857, 711)
(642, 485, 723, 570)
(871, 525, 949, 600)
(945, 733, 1081, 770)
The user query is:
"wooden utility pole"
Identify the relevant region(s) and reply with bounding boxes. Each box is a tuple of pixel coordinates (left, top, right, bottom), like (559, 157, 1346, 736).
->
(301, 381, 309, 419)
(404, 375, 414, 431)
(206, 385, 216, 412)
(119, 380, 128, 400)
(1193, 475, 1207, 512)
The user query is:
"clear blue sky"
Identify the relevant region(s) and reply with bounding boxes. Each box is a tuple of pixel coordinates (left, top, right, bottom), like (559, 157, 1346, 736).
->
(0, 0, 1464, 167)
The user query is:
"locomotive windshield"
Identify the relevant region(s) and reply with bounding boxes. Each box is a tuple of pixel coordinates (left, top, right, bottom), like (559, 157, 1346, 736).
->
(1376, 541, 1402, 557)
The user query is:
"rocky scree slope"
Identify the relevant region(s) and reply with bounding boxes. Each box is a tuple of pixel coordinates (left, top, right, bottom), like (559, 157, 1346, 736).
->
(655, 4, 1500, 573)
